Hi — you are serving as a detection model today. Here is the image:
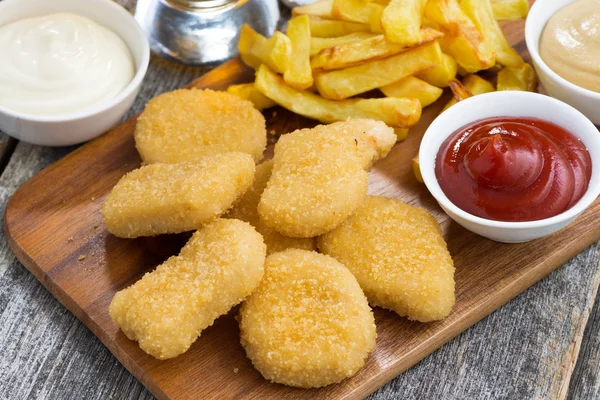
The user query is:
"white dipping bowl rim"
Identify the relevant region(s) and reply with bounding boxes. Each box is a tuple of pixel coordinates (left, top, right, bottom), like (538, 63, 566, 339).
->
(525, 0, 600, 111)
(419, 91, 600, 234)
(0, 0, 150, 123)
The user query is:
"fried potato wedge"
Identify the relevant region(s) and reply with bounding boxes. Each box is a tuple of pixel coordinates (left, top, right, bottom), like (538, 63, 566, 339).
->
(497, 63, 537, 92)
(292, 0, 333, 18)
(491, 0, 529, 21)
(442, 74, 495, 111)
(369, 5, 385, 33)
(309, 16, 371, 37)
(255, 65, 421, 128)
(380, 76, 443, 107)
(310, 32, 375, 57)
(460, 0, 523, 67)
(284, 15, 313, 90)
(448, 78, 474, 101)
(238, 25, 291, 73)
(416, 52, 457, 87)
(226, 83, 277, 111)
(394, 128, 409, 142)
(315, 40, 443, 100)
(425, 0, 495, 73)
(332, 0, 385, 24)
(412, 152, 423, 182)
(311, 27, 443, 71)
(381, 0, 428, 46)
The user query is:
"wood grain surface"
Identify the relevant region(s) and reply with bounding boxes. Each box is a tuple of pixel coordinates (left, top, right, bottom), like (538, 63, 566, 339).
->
(2, 1, 600, 399)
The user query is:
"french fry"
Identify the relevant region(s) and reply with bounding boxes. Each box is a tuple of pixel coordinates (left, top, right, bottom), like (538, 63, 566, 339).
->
(380, 76, 443, 107)
(412, 152, 423, 182)
(491, 0, 529, 21)
(309, 16, 371, 37)
(311, 27, 443, 71)
(332, 0, 385, 24)
(292, 0, 333, 18)
(284, 16, 313, 91)
(448, 78, 474, 101)
(238, 25, 264, 69)
(395, 128, 409, 142)
(497, 63, 537, 92)
(238, 25, 291, 74)
(315, 40, 443, 100)
(416, 52, 458, 87)
(442, 74, 495, 111)
(226, 83, 277, 111)
(255, 65, 422, 128)
(381, 0, 428, 46)
(425, 0, 495, 73)
(460, 0, 523, 67)
(310, 32, 375, 57)
(369, 5, 385, 33)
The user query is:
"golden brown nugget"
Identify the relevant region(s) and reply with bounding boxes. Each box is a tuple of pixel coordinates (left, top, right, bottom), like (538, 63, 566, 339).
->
(318, 196, 455, 322)
(109, 219, 266, 360)
(225, 160, 316, 254)
(258, 119, 396, 238)
(135, 88, 267, 164)
(102, 153, 255, 238)
(239, 249, 376, 388)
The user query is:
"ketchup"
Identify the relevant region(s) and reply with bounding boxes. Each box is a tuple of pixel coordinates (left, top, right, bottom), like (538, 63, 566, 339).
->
(435, 117, 592, 222)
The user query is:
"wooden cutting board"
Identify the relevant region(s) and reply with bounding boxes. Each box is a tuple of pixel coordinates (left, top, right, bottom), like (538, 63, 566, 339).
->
(5, 13, 600, 400)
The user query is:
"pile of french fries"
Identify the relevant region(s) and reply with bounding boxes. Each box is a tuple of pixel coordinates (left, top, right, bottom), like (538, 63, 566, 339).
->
(228, 0, 536, 142)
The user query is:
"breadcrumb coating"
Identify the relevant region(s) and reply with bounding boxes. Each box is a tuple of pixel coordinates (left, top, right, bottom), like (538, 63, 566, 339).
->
(102, 152, 255, 238)
(318, 196, 455, 322)
(258, 119, 396, 238)
(109, 219, 266, 359)
(135, 89, 267, 164)
(225, 160, 316, 254)
(239, 249, 376, 388)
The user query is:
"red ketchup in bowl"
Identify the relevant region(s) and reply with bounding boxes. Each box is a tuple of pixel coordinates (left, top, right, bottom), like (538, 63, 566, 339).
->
(435, 117, 592, 222)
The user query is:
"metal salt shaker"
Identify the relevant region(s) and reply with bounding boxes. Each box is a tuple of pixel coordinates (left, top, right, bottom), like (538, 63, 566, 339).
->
(134, 0, 281, 66)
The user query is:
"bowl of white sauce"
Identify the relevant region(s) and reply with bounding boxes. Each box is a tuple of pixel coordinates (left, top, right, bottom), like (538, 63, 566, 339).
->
(0, 0, 150, 146)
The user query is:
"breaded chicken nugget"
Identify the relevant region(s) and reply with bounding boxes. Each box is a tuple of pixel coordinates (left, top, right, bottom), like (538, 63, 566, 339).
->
(102, 152, 255, 238)
(135, 89, 267, 164)
(110, 219, 266, 359)
(225, 160, 316, 254)
(239, 249, 376, 388)
(258, 119, 396, 238)
(318, 196, 455, 322)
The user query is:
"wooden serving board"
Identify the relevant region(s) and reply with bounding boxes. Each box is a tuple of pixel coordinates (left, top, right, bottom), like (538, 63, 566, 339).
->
(5, 13, 600, 400)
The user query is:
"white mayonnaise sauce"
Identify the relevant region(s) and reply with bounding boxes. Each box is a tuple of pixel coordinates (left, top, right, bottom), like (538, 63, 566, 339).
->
(0, 13, 135, 116)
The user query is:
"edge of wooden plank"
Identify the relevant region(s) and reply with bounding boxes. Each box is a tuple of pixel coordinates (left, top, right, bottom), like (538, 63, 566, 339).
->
(2, 214, 171, 400)
(354, 227, 600, 399)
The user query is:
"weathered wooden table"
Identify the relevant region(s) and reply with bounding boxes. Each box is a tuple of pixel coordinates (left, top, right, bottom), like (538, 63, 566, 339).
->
(1, 1, 599, 399)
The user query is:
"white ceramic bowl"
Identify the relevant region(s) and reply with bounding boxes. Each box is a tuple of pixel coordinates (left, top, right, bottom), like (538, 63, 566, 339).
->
(0, 0, 150, 146)
(525, 0, 600, 125)
(419, 91, 600, 243)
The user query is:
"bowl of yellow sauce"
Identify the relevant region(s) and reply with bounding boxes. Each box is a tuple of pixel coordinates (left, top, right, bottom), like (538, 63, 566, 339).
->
(526, 0, 600, 125)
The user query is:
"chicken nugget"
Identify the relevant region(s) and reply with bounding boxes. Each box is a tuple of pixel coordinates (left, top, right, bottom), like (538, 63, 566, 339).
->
(135, 89, 267, 164)
(258, 119, 396, 238)
(239, 249, 376, 388)
(102, 152, 255, 238)
(225, 160, 316, 254)
(110, 219, 266, 359)
(318, 196, 455, 322)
